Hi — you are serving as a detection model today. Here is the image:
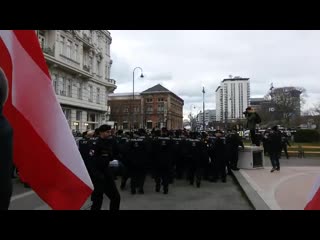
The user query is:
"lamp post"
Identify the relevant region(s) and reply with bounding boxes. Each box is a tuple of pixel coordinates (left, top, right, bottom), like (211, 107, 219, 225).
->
(190, 104, 196, 131)
(132, 67, 144, 131)
(202, 86, 205, 131)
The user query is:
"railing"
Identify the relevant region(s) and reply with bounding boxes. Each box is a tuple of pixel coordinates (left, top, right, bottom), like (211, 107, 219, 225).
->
(106, 78, 116, 85)
(83, 64, 91, 72)
(43, 45, 55, 56)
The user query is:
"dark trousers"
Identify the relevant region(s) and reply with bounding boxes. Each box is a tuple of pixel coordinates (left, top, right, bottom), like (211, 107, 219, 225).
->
(230, 150, 239, 169)
(212, 160, 227, 181)
(0, 182, 12, 210)
(188, 164, 204, 185)
(270, 152, 280, 170)
(91, 171, 120, 211)
(120, 164, 130, 189)
(250, 129, 257, 145)
(154, 167, 170, 192)
(282, 145, 289, 159)
(130, 168, 146, 192)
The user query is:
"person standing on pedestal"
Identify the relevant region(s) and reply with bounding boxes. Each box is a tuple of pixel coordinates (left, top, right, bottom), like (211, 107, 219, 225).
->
(243, 107, 261, 146)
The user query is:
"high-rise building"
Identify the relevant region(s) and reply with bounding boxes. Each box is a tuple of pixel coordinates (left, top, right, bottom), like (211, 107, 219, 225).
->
(36, 30, 117, 133)
(215, 76, 250, 122)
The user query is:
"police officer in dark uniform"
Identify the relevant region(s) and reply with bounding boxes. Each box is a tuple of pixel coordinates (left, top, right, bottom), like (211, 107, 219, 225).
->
(225, 128, 244, 173)
(209, 130, 227, 182)
(78, 130, 94, 172)
(0, 68, 13, 210)
(127, 135, 147, 194)
(152, 129, 172, 194)
(187, 132, 208, 188)
(90, 125, 120, 210)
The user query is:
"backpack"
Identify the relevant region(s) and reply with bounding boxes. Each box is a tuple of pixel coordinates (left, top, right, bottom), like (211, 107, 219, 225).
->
(255, 113, 261, 124)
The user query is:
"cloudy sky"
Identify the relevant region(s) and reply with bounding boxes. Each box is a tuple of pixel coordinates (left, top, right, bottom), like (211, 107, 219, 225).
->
(109, 30, 320, 120)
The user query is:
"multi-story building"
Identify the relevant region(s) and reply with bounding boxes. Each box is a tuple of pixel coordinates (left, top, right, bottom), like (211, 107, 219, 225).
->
(215, 76, 250, 122)
(197, 110, 216, 124)
(270, 87, 302, 117)
(108, 84, 184, 130)
(36, 30, 117, 133)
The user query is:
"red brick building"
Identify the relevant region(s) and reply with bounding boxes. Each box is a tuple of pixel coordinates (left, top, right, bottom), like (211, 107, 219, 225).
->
(108, 84, 184, 130)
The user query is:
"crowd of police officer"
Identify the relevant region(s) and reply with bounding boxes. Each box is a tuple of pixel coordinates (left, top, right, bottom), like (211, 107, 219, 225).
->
(79, 125, 244, 210)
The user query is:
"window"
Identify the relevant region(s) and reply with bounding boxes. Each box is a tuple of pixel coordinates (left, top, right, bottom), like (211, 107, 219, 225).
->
(123, 106, 129, 113)
(134, 106, 139, 113)
(105, 65, 109, 79)
(38, 33, 45, 49)
(76, 111, 82, 121)
(146, 98, 153, 103)
(77, 82, 82, 100)
(146, 105, 153, 113)
(96, 88, 100, 104)
(61, 77, 66, 96)
(66, 40, 72, 58)
(59, 35, 65, 55)
(52, 75, 58, 94)
(74, 44, 79, 61)
(87, 113, 96, 122)
(158, 98, 164, 102)
(105, 89, 108, 104)
(66, 79, 72, 97)
(123, 122, 128, 129)
(97, 61, 101, 76)
(158, 104, 164, 112)
(89, 85, 93, 102)
(62, 108, 71, 127)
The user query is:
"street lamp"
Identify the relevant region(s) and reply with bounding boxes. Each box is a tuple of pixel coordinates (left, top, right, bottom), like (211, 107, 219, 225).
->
(202, 86, 205, 131)
(132, 67, 144, 131)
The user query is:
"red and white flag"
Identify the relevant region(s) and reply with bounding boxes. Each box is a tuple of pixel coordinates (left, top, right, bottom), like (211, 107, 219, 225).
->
(0, 30, 93, 210)
(305, 176, 320, 210)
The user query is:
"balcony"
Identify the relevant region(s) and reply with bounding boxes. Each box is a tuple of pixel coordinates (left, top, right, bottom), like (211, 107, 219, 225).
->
(83, 64, 91, 73)
(43, 45, 55, 57)
(106, 78, 116, 85)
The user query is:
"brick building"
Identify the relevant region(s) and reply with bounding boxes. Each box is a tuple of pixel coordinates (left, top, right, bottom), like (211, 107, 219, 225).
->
(108, 84, 184, 130)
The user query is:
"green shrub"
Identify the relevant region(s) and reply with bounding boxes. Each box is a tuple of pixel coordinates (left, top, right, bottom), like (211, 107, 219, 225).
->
(294, 129, 320, 143)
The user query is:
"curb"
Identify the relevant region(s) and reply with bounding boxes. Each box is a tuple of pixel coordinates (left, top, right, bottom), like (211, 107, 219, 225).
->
(232, 170, 270, 210)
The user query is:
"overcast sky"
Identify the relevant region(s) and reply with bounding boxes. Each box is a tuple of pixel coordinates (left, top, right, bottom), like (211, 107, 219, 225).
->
(109, 30, 320, 120)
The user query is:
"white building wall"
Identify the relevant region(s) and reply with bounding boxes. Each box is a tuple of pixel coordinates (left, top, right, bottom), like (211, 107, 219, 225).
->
(38, 30, 116, 133)
(215, 78, 250, 122)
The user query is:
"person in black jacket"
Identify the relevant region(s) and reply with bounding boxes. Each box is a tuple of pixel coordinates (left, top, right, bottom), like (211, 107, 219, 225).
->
(90, 125, 120, 210)
(209, 130, 227, 182)
(269, 126, 282, 172)
(0, 68, 13, 210)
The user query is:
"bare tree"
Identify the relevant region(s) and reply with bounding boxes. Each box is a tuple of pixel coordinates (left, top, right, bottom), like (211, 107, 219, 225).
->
(266, 86, 306, 127)
(306, 103, 320, 130)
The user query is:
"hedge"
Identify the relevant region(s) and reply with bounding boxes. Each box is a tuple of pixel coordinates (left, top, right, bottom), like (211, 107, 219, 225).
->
(294, 129, 320, 143)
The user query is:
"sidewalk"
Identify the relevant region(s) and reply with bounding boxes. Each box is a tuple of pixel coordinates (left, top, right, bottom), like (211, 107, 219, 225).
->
(234, 159, 320, 210)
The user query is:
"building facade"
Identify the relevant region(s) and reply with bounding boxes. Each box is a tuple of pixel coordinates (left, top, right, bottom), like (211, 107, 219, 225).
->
(197, 110, 216, 124)
(37, 30, 117, 133)
(108, 84, 184, 130)
(215, 76, 250, 122)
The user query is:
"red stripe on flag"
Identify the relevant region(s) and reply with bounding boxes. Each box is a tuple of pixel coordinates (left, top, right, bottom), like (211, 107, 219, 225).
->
(12, 30, 50, 78)
(305, 187, 320, 210)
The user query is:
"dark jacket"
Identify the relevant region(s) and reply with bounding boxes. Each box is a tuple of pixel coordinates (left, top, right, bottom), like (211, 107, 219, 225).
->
(0, 107, 13, 210)
(269, 130, 282, 154)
